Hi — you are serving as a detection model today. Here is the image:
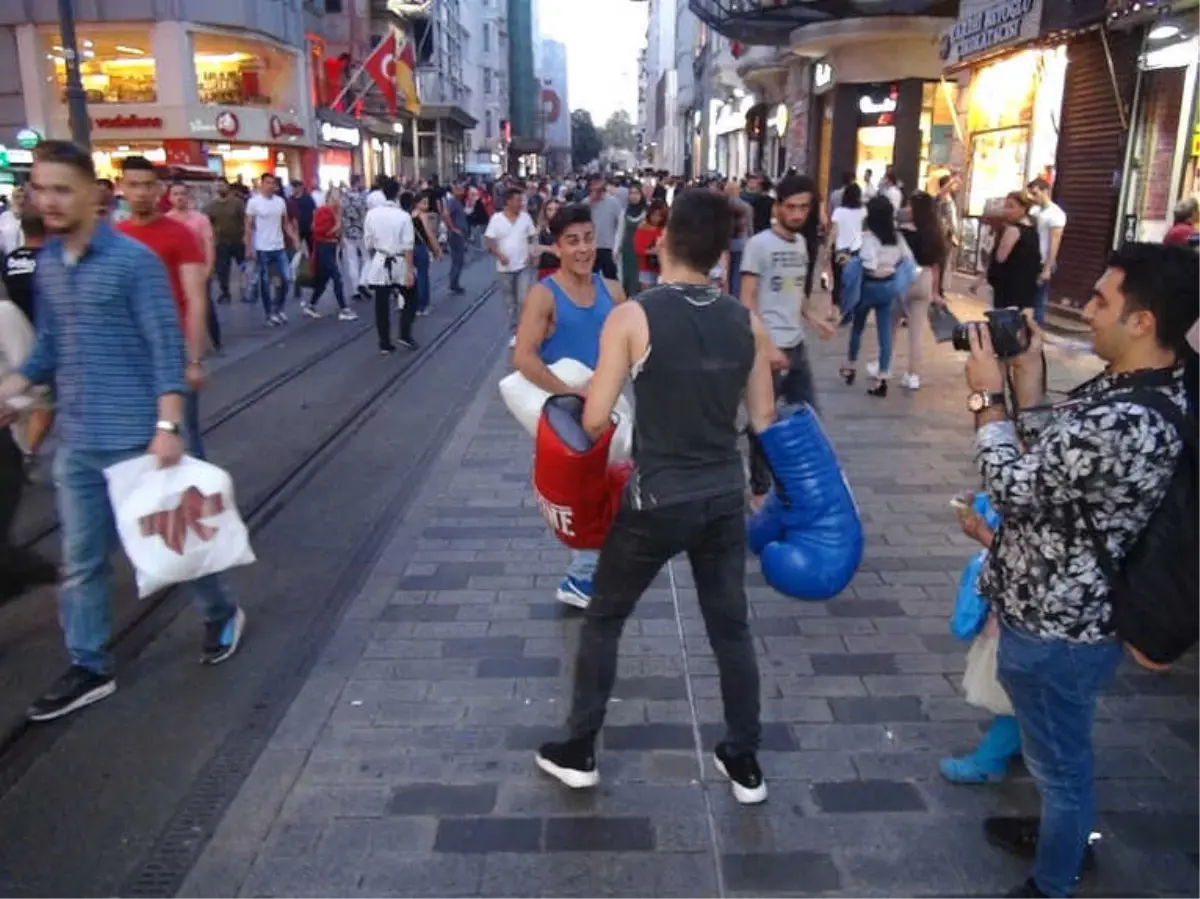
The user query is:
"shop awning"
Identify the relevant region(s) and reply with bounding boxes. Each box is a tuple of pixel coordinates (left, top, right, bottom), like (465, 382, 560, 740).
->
(419, 105, 479, 130)
(317, 107, 361, 128)
(688, 0, 959, 46)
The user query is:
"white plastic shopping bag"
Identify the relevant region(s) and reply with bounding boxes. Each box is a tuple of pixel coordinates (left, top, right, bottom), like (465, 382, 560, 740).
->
(962, 630, 1014, 716)
(498, 358, 633, 461)
(105, 454, 256, 598)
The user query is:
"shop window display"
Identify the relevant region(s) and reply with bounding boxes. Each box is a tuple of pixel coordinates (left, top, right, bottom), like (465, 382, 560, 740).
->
(44, 31, 157, 104)
(191, 33, 298, 108)
(919, 81, 959, 191)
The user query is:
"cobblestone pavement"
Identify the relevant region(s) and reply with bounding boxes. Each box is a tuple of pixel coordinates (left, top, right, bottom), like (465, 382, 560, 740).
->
(182, 311, 1198, 898)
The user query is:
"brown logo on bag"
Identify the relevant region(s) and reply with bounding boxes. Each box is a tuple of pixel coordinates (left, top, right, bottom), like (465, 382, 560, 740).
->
(138, 486, 225, 555)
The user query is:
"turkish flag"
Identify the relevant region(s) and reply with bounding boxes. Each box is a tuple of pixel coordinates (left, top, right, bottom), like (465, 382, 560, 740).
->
(363, 31, 398, 115)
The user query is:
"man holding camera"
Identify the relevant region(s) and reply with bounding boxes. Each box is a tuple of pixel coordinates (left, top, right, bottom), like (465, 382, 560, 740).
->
(960, 242, 1196, 898)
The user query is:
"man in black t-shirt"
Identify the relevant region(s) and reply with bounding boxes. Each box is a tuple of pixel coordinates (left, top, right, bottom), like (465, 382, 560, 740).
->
(2, 213, 44, 323)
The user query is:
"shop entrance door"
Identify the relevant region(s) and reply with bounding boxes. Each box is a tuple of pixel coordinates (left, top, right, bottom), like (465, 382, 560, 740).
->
(959, 125, 1030, 273)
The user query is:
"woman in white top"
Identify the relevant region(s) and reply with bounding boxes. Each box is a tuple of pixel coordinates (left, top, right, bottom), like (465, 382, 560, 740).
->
(841, 194, 912, 397)
(825, 182, 866, 312)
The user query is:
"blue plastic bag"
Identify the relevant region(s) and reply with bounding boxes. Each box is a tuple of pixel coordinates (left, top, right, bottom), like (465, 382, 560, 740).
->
(949, 492, 1001, 642)
(951, 550, 990, 641)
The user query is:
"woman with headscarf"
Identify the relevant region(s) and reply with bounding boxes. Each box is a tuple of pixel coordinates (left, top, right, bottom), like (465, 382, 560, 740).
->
(619, 183, 647, 297)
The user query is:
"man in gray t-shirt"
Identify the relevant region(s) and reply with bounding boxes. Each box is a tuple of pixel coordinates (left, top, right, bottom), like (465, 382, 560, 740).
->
(586, 175, 623, 279)
(739, 174, 836, 508)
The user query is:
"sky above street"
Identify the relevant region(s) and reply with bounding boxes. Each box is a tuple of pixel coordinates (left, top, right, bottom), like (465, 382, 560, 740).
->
(540, 0, 647, 126)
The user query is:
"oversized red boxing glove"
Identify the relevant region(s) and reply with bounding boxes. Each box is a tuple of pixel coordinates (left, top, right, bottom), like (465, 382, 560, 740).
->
(533, 396, 631, 550)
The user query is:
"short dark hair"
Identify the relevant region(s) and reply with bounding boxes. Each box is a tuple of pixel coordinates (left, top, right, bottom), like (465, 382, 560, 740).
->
(1109, 242, 1199, 356)
(664, 190, 732, 274)
(168, 179, 188, 192)
(20, 212, 45, 241)
(841, 182, 863, 209)
(33, 140, 96, 179)
(120, 155, 156, 175)
(549, 202, 591, 239)
(1028, 177, 1051, 193)
(775, 173, 815, 204)
(382, 177, 399, 201)
(95, 178, 114, 191)
(399, 190, 415, 212)
(261, 172, 277, 184)
(501, 186, 522, 204)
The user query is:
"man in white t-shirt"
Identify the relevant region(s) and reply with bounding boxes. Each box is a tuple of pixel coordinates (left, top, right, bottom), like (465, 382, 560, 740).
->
(1028, 177, 1066, 327)
(484, 187, 537, 346)
(243, 173, 298, 326)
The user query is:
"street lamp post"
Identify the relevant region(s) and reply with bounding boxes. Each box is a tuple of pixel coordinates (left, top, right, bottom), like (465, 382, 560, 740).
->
(58, 0, 92, 150)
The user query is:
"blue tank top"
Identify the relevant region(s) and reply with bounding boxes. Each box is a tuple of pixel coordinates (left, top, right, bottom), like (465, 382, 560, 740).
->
(538, 274, 615, 370)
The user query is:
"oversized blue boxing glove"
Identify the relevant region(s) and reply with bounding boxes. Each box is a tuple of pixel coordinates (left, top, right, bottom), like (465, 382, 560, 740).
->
(753, 407, 864, 600)
(746, 490, 785, 555)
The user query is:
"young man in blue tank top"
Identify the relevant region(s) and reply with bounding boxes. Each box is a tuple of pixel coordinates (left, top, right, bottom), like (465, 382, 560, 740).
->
(512, 203, 627, 609)
(535, 190, 780, 805)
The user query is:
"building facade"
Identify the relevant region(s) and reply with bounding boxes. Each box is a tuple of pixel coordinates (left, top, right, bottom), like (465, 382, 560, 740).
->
(0, 0, 319, 187)
(412, 0, 476, 180)
(540, 38, 570, 174)
(462, 0, 510, 175)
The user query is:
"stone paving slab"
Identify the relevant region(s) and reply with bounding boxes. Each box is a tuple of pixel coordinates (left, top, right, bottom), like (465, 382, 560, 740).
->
(181, 311, 1198, 898)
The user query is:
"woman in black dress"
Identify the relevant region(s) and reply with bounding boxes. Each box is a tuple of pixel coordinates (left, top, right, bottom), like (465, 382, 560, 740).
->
(974, 190, 1041, 312)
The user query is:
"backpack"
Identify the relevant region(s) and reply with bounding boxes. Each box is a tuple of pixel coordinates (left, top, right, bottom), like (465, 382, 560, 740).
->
(1077, 388, 1198, 667)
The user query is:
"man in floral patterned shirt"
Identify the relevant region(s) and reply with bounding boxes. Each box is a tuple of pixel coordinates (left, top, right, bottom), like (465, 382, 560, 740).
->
(340, 175, 367, 300)
(961, 242, 1197, 898)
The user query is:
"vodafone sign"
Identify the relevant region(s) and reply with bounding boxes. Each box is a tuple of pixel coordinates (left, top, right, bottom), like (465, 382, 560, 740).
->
(269, 115, 306, 141)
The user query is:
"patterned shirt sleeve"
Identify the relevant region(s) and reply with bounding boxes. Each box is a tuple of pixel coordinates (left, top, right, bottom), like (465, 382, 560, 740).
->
(18, 264, 57, 384)
(976, 402, 1181, 520)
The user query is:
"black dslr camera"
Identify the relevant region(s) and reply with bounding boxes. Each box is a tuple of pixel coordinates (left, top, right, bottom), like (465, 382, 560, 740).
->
(951, 307, 1031, 359)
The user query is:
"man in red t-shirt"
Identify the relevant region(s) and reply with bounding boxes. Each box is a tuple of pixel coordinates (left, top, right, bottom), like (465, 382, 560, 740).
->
(116, 156, 210, 458)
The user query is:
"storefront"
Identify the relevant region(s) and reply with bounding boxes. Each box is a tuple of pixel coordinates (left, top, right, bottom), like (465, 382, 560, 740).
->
(712, 93, 754, 178)
(1115, 18, 1199, 243)
(316, 112, 363, 190)
(940, 0, 1066, 273)
(16, 21, 316, 187)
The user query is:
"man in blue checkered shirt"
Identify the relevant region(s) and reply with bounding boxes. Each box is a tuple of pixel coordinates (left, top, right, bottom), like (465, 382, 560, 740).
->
(0, 142, 247, 722)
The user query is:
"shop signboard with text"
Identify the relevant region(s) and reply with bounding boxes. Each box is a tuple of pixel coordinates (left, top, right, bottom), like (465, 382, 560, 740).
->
(940, 0, 1044, 67)
(45, 104, 314, 148)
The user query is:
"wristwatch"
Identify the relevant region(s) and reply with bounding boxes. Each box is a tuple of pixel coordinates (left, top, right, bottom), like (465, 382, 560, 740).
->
(155, 420, 181, 436)
(967, 391, 1006, 414)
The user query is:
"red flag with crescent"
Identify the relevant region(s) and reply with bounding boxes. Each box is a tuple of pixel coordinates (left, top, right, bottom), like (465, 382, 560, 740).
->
(362, 27, 420, 117)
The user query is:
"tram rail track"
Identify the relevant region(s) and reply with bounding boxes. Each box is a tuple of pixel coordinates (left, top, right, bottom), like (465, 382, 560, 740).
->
(15, 267, 470, 551)
(0, 281, 499, 790)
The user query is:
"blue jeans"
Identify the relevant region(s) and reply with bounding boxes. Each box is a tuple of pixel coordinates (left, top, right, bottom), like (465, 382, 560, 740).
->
(847, 279, 896, 374)
(53, 445, 236, 675)
(1034, 264, 1056, 327)
(256, 249, 290, 317)
(448, 233, 465, 290)
(566, 550, 598, 584)
(309, 242, 347, 310)
(997, 618, 1123, 897)
(413, 242, 432, 311)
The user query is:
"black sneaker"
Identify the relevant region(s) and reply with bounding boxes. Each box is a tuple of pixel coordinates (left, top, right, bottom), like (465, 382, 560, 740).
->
(397, 337, 418, 351)
(714, 741, 768, 804)
(535, 737, 599, 788)
(27, 666, 116, 722)
(1004, 878, 1047, 898)
(984, 816, 1098, 871)
(201, 607, 246, 666)
(379, 345, 396, 355)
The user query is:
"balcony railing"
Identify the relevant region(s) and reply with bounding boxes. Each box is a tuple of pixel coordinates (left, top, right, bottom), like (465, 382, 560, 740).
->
(688, 0, 958, 45)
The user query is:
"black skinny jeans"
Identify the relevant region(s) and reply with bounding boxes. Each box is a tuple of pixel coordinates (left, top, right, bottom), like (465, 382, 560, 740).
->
(0, 428, 54, 597)
(567, 491, 762, 753)
(373, 283, 418, 349)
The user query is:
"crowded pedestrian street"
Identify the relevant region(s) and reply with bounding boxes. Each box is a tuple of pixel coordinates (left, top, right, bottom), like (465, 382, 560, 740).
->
(0, 0, 1197, 896)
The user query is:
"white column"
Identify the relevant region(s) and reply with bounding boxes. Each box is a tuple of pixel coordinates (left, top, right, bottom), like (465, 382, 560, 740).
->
(15, 25, 52, 137)
(435, 118, 444, 181)
(151, 22, 190, 106)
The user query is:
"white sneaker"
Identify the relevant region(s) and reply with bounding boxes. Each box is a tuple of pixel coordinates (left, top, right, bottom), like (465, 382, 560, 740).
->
(866, 360, 880, 379)
(278, 310, 289, 323)
(901, 373, 921, 390)
(338, 308, 359, 321)
(508, 335, 517, 348)
(302, 304, 321, 319)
